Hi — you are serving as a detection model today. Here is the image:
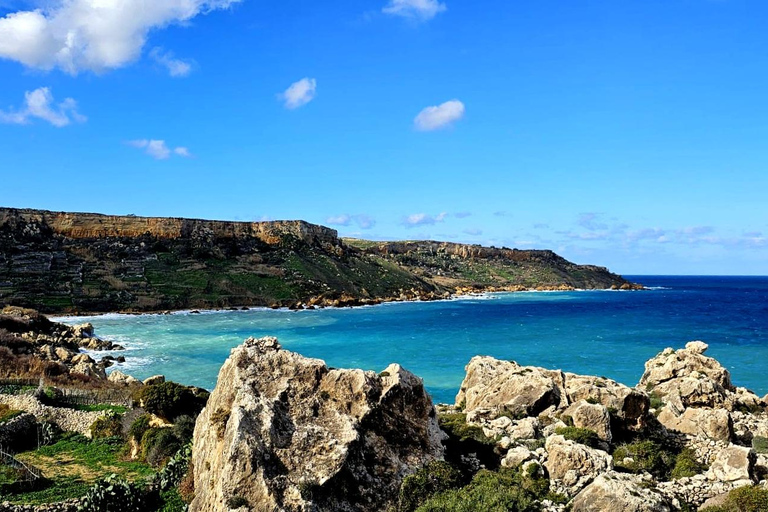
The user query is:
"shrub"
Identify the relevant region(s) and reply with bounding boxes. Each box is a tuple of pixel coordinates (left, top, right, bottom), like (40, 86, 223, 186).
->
(671, 448, 707, 479)
(701, 485, 768, 512)
(173, 415, 195, 445)
(90, 412, 124, 439)
(398, 461, 463, 512)
(78, 474, 148, 512)
(728, 486, 768, 511)
(415, 467, 561, 512)
(752, 436, 768, 454)
(135, 382, 208, 421)
(129, 414, 152, 443)
(554, 427, 601, 449)
(649, 391, 664, 411)
(438, 413, 493, 445)
(142, 428, 183, 467)
(613, 439, 677, 480)
(177, 460, 195, 504)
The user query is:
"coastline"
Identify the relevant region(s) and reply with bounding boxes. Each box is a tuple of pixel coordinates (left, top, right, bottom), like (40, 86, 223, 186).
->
(49, 283, 647, 320)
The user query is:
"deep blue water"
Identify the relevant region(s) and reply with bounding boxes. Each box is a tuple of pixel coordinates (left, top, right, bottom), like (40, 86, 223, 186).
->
(56, 276, 768, 404)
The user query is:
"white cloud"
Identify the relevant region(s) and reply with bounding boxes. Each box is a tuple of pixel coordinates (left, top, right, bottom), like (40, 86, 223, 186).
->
(326, 214, 376, 230)
(403, 212, 447, 227)
(279, 78, 317, 109)
(414, 99, 465, 131)
(0, 0, 240, 74)
(383, 0, 446, 20)
(149, 47, 192, 77)
(326, 214, 352, 226)
(128, 139, 191, 160)
(0, 87, 85, 127)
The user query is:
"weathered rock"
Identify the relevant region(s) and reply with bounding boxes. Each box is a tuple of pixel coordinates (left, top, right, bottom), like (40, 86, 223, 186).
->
(544, 434, 612, 493)
(657, 407, 733, 442)
(456, 357, 566, 418)
(502, 446, 534, 468)
(707, 445, 755, 484)
(564, 374, 650, 430)
(191, 337, 445, 512)
(564, 400, 612, 443)
(699, 492, 729, 510)
(142, 375, 165, 386)
(572, 472, 674, 512)
(71, 323, 94, 338)
(639, 342, 733, 409)
(108, 370, 140, 385)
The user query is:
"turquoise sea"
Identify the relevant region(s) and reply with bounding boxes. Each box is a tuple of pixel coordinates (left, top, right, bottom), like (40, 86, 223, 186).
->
(55, 276, 768, 404)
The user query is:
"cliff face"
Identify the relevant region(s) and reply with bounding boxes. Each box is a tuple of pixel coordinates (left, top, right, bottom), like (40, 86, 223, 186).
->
(0, 208, 338, 245)
(0, 207, 636, 313)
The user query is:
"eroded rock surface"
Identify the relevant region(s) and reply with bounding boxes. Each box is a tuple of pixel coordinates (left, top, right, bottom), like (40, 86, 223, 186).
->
(191, 337, 445, 512)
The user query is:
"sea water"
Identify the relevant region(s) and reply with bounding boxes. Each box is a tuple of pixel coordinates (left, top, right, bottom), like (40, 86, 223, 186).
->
(54, 276, 768, 404)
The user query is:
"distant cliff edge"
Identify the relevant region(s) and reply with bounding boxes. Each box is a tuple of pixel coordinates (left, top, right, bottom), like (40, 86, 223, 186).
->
(0, 207, 640, 314)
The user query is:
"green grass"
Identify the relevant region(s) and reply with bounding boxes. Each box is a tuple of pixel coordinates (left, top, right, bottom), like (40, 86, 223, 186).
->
(9, 433, 153, 505)
(752, 436, 768, 454)
(612, 439, 677, 480)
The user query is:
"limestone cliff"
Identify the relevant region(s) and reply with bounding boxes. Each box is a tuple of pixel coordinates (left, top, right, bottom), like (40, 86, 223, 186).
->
(0, 207, 637, 313)
(191, 336, 444, 512)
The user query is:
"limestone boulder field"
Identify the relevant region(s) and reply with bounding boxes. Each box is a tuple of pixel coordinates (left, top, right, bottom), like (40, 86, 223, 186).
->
(191, 337, 445, 512)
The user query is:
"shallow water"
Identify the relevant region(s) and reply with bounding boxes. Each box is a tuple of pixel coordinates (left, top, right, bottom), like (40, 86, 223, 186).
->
(55, 276, 768, 404)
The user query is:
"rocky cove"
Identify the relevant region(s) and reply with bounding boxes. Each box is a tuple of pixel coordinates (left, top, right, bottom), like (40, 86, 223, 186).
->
(1, 307, 767, 511)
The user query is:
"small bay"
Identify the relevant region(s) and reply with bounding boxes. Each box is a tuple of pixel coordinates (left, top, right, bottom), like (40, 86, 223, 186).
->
(56, 276, 768, 404)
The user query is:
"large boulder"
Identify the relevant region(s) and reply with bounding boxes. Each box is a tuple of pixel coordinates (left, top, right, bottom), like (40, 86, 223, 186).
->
(544, 434, 613, 493)
(564, 400, 612, 443)
(707, 445, 756, 485)
(456, 357, 566, 418)
(639, 342, 732, 409)
(191, 337, 445, 512)
(572, 472, 674, 512)
(657, 407, 733, 442)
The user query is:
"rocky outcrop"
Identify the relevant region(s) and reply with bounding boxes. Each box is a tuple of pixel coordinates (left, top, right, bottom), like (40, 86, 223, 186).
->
(640, 342, 765, 443)
(456, 357, 650, 440)
(0, 307, 117, 381)
(657, 407, 733, 442)
(191, 337, 444, 512)
(572, 472, 674, 512)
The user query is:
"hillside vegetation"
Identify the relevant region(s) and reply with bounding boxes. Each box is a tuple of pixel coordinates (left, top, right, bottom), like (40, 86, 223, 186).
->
(0, 207, 637, 314)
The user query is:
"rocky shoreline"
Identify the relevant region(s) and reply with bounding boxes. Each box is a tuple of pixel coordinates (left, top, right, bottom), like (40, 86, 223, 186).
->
(50, 283, 645, 318)
(187, 336, 768, 512)
(3, 309, 766, 511)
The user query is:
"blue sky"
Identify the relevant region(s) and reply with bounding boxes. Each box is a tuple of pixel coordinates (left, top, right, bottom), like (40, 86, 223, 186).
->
(1, 0, 766, 275)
